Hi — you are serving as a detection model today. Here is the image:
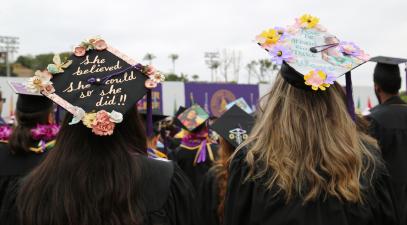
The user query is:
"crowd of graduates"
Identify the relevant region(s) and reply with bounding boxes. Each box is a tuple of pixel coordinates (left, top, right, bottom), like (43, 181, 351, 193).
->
(0, 14, 407, 225)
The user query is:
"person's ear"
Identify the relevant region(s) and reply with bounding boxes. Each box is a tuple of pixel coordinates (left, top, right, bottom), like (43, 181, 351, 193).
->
(374, 84, 381, 93)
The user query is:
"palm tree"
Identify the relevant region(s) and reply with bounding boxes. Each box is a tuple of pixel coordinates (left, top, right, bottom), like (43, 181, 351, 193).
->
(246, 60, 258, 84)
(143, 53, 156, 65)
(168, 54, 179, 73)
(192, 74, 199, 81)
(210, 61, 220, 81)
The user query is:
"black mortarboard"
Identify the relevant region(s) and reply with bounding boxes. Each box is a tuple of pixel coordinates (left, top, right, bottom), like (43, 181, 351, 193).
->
(8, 81, 53, 114)
(256, 14, 371, 121)
(23, 37, 164, 136)
(211, 105, 254, 148)
(140, 112, 169, 124)
(370, 56, 407, 93)
(176, 104, 209, 132)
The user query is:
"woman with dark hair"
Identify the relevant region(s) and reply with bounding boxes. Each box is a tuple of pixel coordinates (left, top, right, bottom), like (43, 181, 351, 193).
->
(0, 37, 198, 225)
(0, 92, 56, 209)
(224, 15, 399, 225)
(198, 105, 254, 225)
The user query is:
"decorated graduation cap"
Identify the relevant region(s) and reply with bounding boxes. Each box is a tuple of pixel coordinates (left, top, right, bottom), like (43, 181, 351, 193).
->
(370, 56, 407, 93)
(256, 14, 370, 120)
(225, 97, 253, 114)
(176, 104, 209, 132)
(24, 37, 164, 136)
(8, 81, 53, 114)
(211, 105, 254, 147)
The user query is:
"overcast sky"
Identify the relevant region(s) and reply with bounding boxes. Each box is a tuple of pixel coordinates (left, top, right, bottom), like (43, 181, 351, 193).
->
(1, 0, 407, 87)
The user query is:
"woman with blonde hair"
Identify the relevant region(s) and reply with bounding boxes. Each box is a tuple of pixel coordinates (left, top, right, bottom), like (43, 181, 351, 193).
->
(224, 15, 399, 225)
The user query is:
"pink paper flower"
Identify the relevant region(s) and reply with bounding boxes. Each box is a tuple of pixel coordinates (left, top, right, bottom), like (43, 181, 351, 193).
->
(91, 110, 115, 136)
(74, 46, 86, 57)
(43, 84, 55, 94)
(94, 39, 107, 51)
(145, 79, 158, 89)
(144, 65, 156, 76)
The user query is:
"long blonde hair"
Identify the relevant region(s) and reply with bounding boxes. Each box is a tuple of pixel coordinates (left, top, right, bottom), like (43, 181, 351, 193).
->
(243, 75, 381, 203)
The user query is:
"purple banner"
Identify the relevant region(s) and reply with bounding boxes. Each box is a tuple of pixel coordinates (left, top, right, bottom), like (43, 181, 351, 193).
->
(137, 84, 163, 113)
(184, 83, 259, 117)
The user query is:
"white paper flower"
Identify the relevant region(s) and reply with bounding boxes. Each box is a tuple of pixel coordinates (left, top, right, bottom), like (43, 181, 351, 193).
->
(25, 70, 53, 93)
(109, 110, 123, 123)
(69, 107, 86, 125)
(150, 72, 165, 83)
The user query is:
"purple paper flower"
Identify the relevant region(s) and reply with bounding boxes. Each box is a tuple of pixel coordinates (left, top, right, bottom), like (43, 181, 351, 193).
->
(269, 44, 294, 65)
(316, 68, 336, 84)
(31, 124, 60, 141)
(0, 126, 12, 141)
(339, 41, 361, 57)
(274, 26, 290, 40)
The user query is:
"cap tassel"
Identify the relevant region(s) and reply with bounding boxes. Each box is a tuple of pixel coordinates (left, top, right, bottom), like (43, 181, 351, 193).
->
(146, 89, 153, 137)
(345, 72, 356, 121)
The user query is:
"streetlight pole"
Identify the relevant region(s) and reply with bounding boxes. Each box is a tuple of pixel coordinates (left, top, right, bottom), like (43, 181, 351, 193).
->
(204, 52, 219, 82)
(0, 36, 19, 77)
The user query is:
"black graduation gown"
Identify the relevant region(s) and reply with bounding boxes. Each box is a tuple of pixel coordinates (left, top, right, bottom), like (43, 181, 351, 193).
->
(367, 96, 407, 223)
(0, 155, 200, 225)
(172, 142, 218, 190)
(0, 142, 48, 209)
(198, 166, 221, 225)
(224, 149, 399, 225)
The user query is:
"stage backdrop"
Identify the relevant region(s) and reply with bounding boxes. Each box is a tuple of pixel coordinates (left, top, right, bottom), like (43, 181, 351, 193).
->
(136, 84, 163, 114)
(184, 83, 259, 117)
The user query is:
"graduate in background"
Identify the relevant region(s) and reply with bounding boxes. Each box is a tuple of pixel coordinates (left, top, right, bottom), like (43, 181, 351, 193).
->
(171, 104, 218, 190)
(0, 37, 199, 225)
(367, 56, 407, 224)
(140, 112, 169, 159)
(0, 85, 57, 209)
(199, 105, 254, 225)
(224, 15, 399, 225)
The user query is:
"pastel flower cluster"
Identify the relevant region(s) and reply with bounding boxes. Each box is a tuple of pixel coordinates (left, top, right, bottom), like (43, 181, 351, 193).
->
(0, 126, 12, 141)
(25, 54, 72, 94)
(74, 37, 107, 57)
(70, 110, 123, 136)
(26, 70, 53, 94)
(31, 124, 60, 141)
(304, 69, 336, 91)
(256, 26, 294, 65)
(136, 64, 166, 89)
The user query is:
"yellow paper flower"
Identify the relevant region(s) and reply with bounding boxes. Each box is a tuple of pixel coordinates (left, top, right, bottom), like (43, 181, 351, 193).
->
(299, 14, 319, 29)
(82, 113, 97, 128)
(257, 29, 281, 46)
(304, 70, 330, 91)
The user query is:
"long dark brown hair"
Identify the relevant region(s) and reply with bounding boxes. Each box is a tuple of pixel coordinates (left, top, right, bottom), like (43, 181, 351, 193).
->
(214, 137, 235, 224)
(17, 107, 147, 225)
(9, 108, 52, 154)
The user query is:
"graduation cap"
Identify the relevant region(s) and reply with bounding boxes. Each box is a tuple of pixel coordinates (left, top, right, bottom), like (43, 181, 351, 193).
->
(176, 104, 209, 132)
(23, 37, 165, 136)
(370, 56, 407, 93)
(211, 105, 254, 147)
(256, 14, 370, 120)
(8, 81, 53, 114)
(225, 97, 253, 114)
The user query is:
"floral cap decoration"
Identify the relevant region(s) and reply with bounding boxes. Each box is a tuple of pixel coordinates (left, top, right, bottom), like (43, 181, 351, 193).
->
(24, 37, 165, 136)
(256, 14, 370, 91)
